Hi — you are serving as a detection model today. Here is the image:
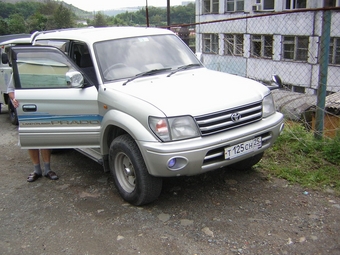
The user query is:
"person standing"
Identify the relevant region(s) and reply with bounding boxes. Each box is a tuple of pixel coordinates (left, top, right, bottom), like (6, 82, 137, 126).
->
(7, 75, 58, 182)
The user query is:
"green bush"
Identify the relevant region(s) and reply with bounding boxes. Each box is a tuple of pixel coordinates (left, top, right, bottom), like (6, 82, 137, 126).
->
(258, 121, 340, 194)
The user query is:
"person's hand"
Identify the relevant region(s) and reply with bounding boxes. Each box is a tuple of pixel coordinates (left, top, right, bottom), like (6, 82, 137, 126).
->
(11, 98, 19, 108)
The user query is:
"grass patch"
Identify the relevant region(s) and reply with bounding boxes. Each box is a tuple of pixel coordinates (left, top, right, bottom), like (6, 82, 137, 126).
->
(257, 121, 340, 195)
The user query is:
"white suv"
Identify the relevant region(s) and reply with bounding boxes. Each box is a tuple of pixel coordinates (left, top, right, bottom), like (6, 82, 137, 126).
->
(6, 27, 284, 205)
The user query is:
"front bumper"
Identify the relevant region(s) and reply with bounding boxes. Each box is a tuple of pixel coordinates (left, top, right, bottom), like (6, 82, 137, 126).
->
(138, 112, 284, 177)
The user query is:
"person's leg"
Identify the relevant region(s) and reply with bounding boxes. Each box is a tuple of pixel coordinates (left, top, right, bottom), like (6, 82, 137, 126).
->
(41, 149, 58, 180)
(40, 149, 51, 165)
(27, 149, 42, 182)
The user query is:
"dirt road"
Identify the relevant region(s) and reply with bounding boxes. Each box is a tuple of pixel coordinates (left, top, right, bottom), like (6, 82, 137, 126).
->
(1, 107, 339, 255)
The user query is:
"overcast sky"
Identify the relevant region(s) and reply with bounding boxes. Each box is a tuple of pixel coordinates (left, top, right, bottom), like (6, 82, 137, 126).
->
(61, 0, 191, 12)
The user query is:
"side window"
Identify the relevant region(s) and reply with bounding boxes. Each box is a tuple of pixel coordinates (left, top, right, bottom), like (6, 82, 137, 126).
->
(34, 40, 69, 54)
(35, 40, 97, 84)
(71, 42, 96, 83)
(14, 50, 75, 89)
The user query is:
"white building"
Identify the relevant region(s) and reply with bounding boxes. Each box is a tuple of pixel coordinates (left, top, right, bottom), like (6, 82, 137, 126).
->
(195, 0, 340, 94)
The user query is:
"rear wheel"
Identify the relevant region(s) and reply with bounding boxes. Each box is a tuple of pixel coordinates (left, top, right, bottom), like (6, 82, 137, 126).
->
(8, 101, 18, 125)
(229, 152, 264, 170)
(109, 134, 162, 206)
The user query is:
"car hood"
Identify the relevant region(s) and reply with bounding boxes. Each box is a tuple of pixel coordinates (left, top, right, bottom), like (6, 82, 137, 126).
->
(110, 68, 269, 117)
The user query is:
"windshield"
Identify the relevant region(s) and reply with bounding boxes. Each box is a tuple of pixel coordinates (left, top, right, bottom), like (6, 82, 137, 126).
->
(94, 34, 201, 82)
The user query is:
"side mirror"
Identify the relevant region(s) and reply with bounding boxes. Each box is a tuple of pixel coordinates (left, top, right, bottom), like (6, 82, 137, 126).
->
(268, 74, 283, 90)
(2, 53, 9, 64)
(66, 70, 84, 88)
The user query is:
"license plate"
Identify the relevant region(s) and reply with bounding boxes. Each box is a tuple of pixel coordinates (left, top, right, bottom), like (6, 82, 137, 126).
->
(224, 137, 262, 160)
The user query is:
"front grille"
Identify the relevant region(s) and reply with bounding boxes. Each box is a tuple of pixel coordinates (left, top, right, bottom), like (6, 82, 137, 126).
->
(203, 132, 272, 166)
(195, 101, 262, 136)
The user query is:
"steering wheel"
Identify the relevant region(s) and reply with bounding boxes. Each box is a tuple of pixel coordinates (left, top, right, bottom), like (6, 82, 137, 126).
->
(103, 63, 128, 76)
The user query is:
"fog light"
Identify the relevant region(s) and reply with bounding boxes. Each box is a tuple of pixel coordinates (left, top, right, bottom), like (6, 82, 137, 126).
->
(167, 157, 188, 171)
(168, 158, 176, 168)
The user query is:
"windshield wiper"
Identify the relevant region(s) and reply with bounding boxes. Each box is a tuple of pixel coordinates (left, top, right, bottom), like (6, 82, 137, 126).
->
(167, 64, 201, 77)
(123, 68, 171, 85)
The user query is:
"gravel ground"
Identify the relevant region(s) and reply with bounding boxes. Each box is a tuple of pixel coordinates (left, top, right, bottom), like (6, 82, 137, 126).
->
(1, 106, 340, 255)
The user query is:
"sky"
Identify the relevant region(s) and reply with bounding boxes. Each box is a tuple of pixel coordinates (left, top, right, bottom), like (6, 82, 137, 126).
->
(61, 0, 191, 12)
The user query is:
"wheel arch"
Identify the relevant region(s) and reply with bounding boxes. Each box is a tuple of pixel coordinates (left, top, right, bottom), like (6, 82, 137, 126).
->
(100, 109, 157, 156)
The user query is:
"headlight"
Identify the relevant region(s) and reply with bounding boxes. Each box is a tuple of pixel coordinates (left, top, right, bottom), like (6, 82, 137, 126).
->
(262, 93, 276, 118)
(149, 116, 200, 142)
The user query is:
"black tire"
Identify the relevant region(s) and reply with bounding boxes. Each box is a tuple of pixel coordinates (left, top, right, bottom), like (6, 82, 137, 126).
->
(229, 152, 264, 170)
(8, 101, 18, 125)
(109, 134, 162, 206)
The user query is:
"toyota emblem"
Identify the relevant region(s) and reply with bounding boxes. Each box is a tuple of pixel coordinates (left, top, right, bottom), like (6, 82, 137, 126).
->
(231, 113, 241, 122)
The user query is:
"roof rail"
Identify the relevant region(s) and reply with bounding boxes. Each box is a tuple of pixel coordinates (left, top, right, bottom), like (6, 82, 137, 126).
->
(31, 27, 95, 41)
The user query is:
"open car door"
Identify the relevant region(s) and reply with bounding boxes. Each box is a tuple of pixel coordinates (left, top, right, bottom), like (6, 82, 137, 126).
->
(10, 46, 101, 149)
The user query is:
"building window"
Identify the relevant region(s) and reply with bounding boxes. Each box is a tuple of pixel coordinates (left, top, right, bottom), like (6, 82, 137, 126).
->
(224, 34, 243, 56)
(329, 37, 340, 65)
(203, 34, 219, 54)
(250, 35, 273, 59)
(203, 0, 219, 14)
(263, 0, 275, 10)
(325, 0, 340, 7)
(282, 36, 309, 61)
(285, 0, 307, 9)
(226, 0, 244, 11)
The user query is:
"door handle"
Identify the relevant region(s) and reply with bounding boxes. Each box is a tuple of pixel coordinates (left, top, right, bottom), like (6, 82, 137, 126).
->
(22, 104, 37, 112)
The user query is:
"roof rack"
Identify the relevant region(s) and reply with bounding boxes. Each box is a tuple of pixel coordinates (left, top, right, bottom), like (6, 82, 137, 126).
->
(31, 27, 95, 41)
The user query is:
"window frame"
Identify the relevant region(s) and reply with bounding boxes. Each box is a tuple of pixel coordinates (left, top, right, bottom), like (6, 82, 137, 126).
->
(250, 34, 273, 59)
(329, 37, 340, 65)
(203, 33, 219, 54)
(263, 0, 275, 10)
(203, 0, 220, 14)
(324, 0, 340, 7)
(282, 36, 309, 62)
(284, 0, 307, 10)
(225, 0, 244, 12)
(224, 34, 244, 56)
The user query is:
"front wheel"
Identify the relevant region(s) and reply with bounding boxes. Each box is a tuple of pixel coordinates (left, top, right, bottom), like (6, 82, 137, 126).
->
(8, 101, 18, 125)
(109, 134, 162, 206)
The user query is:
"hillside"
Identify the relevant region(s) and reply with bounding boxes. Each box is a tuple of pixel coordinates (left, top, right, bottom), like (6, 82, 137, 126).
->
(1, 0, 93, 17)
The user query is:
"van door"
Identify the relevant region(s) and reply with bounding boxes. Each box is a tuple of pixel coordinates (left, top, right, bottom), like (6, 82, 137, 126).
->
(0, 48, 12, 106)
(10, 46, 101, 149)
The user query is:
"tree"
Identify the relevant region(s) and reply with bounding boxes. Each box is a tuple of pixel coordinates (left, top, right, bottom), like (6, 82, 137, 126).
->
(14, 2, 43, 19)
(39, 1, 59, 16)
(0, 2, 17, 19)
(7, 14, 26, 34)
(107, 16, 127, 26)
(92, 12, 108, 27)
(53, 4, 74, 29)
(0, 18, 9, 35)
(27, 12, 48, 33)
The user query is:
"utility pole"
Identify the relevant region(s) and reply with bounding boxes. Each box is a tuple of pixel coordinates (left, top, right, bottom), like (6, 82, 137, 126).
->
(167, 0, 171, 29)
(146, 0, 149, 27)
(315, 9, 331, 139)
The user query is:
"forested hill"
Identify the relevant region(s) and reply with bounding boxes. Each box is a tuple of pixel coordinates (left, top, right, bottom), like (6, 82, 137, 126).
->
(0, 0, 195, 35)
(1, 0, 91, 16)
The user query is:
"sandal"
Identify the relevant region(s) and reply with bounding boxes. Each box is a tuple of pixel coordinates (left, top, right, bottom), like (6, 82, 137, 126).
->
(44, 171, 58, 180)
(27, 172, 42, 182)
